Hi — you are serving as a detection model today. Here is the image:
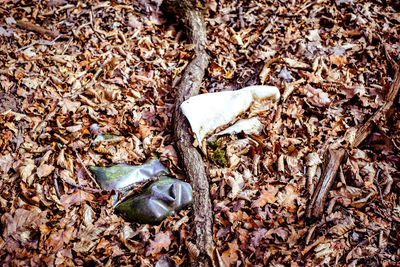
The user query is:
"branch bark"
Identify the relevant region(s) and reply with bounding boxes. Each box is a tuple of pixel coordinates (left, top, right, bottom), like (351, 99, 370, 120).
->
(163, 1, 214, 266)
(307, 44, 400, 218)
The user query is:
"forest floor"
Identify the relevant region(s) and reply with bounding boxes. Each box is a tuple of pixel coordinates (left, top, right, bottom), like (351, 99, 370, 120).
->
(0, 0, 400, 266)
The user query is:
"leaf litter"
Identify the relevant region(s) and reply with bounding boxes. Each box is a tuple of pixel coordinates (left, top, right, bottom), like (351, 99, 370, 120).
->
(0, 0, 399, 266)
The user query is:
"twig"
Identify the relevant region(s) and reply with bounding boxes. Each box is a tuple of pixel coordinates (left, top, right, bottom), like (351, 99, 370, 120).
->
(15, 35, 62, 53)
(73, 148, 101, 188)
(238, 7, 245, 28)
(53, 170, 61, 198)
(353, 44, 400, 147)
(72, 22, 91, 39)
(65, 53, 112, 98)
(295, 0, 319, 15)
(60, 174, 104, 193)
(306, 149, 345, 218)
(61, 37, 74, 55)
(90, 7, 106, 41)
(16, 20, 61, 38)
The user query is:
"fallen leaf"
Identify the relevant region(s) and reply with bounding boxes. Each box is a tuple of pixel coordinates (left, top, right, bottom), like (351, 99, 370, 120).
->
(329, 54, 347, 67)
(302, 85, 331, 107)
(277, 184, 299, 212)
(146, 231, 173, 256)
(0, 153, 14, 173)
(1, 207, 48, 248)
(252, 184, 279, 208)
(59, 190, 94, 210)
(221, 240, 239, 266)
(158, 144, 179, 167)
(19, 159, 35, 185)
(36, 164, 55, 178)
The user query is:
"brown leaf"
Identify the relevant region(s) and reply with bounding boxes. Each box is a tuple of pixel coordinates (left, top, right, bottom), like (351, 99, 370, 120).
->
(58, 99, 81, 114)
(252, 184, 279, 208)
(36, 164, 54, 178)
(302, 84, 331, 107)
(46, 226, 75, 253)
(146, 231, 173, 256)
(329, 54, 347, 67)
(277, 184, 299, 212)
(158, 144, 179, 167)
(59, 190, 94, 210)
(250, 228, 268, 248)
(328, 217, 355, 237)
(138, 119, 152, 140)
(19, 158, 35, 185)
(0, 153, 14, 173)
(2, 207, 48, 248)
(221, 240, 239, 266)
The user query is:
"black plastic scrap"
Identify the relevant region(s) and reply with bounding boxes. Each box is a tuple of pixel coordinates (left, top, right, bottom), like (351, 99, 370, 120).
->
(88, 158, 168, 191)
(89, 158, 193, 224)
(115, 175, 193, 224)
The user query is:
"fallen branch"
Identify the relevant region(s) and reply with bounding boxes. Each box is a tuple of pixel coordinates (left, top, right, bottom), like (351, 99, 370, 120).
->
(163, 1, 214, 266)
(306, 149, 345, 218)
(353, 44, 400, 147)
(306, 44, 400, 218)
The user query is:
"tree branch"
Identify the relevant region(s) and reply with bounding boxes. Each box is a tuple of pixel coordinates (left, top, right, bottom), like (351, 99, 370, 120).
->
(163, 1, 214, 266)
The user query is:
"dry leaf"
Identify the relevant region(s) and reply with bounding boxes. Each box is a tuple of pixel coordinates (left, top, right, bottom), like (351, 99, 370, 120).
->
(221, 240, 239, 266)
(146, 231, 173, 257)
(18, 159, 35, 185)
(59, 190, 94, 210)
(36, 164, 55, 178)
(329, 54, 347, 67)
(252, 184, 279, 208)
(302, 85, 331, 107)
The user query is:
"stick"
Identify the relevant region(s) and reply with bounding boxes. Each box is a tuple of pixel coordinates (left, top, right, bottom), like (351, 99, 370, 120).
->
(73, 148, 101, 188)
(306, 149, 345, 218)
(163, 1, 214, 266)
(15, 35, 62, 53)
(16, 20, 60, 38)
(353, 45, 400, 147)
(60, 176, 104, 193)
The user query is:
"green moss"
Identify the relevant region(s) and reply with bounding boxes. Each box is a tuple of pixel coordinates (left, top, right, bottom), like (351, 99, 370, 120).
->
(211, 149, 228, 167)
(208, 138, 223, 149)
(208, 137, 228, 167)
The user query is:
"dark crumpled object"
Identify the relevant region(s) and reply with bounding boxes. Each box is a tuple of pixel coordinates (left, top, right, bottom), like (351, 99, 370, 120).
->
(89, 158, 168, 191)
(115, 175, 193, 224)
